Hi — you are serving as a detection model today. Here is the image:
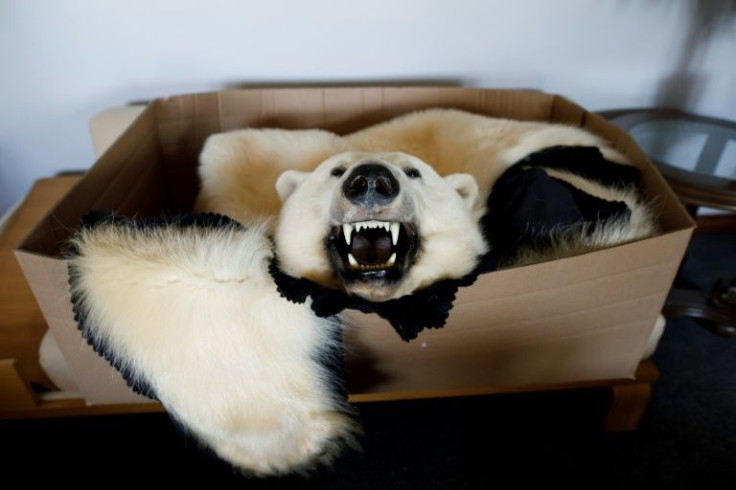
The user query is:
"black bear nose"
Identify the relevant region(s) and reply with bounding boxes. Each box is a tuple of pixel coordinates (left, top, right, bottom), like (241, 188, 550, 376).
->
(343, 163, 399, 205)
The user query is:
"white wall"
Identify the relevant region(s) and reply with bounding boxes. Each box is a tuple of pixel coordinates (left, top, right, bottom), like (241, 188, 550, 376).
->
(1, 0, 735, 216)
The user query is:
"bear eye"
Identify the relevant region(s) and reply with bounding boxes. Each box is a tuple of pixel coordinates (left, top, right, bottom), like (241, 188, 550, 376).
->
(331, 167, 346, 177)
(404, 168, 421, 179)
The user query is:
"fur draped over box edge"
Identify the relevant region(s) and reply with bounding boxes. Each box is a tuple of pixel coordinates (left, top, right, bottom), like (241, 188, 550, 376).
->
(67, 210, 359, 476)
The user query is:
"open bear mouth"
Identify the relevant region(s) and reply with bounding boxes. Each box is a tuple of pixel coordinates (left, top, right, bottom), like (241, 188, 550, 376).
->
(326, 220, 419, 286)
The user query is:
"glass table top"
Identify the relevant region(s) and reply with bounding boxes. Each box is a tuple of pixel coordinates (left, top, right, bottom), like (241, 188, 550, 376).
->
(619, 116, 736, 181)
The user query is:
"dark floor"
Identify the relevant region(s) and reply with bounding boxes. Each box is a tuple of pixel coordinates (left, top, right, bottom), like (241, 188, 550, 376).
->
(2, 234, 735, 488)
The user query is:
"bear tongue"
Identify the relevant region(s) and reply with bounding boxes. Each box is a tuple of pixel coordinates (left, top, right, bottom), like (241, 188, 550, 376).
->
(351, 234, 393, 265)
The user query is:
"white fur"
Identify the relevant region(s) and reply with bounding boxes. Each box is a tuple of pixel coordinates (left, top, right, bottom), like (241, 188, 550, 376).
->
(542, 169, 656, 241)
(274, 151, 488, 300)
(197, 129, 349, 225)
(69, 222, 356, 476)
(346, 109, 631, 219)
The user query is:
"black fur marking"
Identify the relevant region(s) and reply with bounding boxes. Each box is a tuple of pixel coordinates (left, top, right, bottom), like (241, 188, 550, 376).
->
(482, 163, 632, 265)
(270, 256, 491, 342)
(317, 324, 350, 401)
(66, 210, 246, 400)
(514, 145, 641, 188)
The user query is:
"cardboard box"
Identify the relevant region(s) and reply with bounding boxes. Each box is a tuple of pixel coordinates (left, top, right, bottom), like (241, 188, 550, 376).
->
(15, 87, 694, 404)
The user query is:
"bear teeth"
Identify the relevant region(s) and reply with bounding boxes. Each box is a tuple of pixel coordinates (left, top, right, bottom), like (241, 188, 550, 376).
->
(342, 224, 353, 245)
(390, 223, 400, 246)
(342, 221, 399, 246)
(347, 252, 397, 270)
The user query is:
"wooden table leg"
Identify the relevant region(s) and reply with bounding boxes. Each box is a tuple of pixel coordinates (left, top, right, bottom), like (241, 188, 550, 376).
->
(604, 359, 658, 432)
(605, 382, 651, 432)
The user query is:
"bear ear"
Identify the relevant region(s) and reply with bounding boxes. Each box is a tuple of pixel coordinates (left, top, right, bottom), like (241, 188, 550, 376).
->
(276, 170, 309, 202)
(444, 173, 478, 209)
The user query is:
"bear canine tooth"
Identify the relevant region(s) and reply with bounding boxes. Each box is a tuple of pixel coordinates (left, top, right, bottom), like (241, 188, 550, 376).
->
(348, 253, 359, 268)
(390, 223, 400, 245)
(387, 252, 397, 266)
(342, 224, 353, 245)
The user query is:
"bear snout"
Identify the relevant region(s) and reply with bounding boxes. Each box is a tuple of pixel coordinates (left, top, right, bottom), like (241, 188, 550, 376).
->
(343, 163, 399, 206)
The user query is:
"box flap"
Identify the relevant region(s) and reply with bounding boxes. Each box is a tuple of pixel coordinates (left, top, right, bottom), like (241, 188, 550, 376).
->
(17, 104, 164, 257)
(14, 250, 151, 404)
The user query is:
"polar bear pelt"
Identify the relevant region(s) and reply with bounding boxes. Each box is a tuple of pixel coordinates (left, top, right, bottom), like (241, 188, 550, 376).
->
(68, 108, 660, 477)
(198, 108, 658, 278)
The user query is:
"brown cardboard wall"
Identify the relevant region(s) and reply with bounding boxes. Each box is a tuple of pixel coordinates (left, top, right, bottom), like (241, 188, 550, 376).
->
(344, 228, 691, 395)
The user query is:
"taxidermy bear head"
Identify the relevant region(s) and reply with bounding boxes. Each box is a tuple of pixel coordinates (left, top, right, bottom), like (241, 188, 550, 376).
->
(274, 151, 488, 302)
